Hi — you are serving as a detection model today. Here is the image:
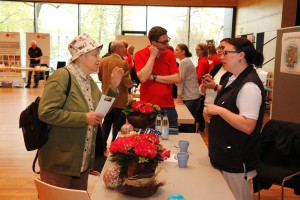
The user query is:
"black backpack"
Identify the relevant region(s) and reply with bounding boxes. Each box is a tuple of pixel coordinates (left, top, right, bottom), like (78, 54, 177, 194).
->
(19, 68, 71, 173)
(19, 96, 50, 151)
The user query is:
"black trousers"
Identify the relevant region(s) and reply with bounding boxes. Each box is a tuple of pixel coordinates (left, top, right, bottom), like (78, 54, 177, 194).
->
(27, 63, 40, 85)
(101, 107, 126, 150)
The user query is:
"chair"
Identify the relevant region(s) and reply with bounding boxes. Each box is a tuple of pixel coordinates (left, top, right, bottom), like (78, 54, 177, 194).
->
(34, 178, 91, 200)
(253, 120, 300, 200)
(39, 64, 49, 80)
(258, 70, 272, 108)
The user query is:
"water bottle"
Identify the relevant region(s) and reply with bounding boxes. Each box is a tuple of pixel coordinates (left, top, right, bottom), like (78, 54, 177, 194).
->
(162, 112, 169, 140)
(155, 113, 162, 134)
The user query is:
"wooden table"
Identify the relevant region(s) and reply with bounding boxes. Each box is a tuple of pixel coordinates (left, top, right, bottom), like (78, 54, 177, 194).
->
(91, 133, 235, 200)
(174, 101, 194, 125)
(131, 93, 195, 125)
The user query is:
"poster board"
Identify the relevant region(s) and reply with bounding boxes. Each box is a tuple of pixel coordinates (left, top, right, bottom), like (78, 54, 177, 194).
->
(272, 26, 300, 123)
(0, 32, 21, 67)
(26, 33, 50, 68)
(0, 32, 22, 86)
(116, 35, 149, 54)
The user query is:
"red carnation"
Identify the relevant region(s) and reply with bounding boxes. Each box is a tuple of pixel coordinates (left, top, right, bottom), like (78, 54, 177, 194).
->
(131, 101, 145, 112)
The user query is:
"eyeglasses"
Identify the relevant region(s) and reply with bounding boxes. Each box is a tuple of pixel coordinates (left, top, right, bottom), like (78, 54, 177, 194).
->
(156, 37, 171, 45)
(195, 48, 202, 51)
(223, 50, 240, 56)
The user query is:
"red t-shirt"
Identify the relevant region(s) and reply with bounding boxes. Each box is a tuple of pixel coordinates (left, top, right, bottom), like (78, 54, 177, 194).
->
(195, 56, 210, 84)
(209, 54, 221, 71)
(135, 46, 179, 108)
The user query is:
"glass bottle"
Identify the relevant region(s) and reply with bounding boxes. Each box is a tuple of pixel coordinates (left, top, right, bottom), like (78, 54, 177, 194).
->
(155, 112, 162, 134)
(162, 112, 169, 140)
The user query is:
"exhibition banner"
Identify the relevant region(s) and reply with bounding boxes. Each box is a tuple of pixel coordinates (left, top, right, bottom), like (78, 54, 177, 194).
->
(26, 33, 50, 68)
(0, 32, 21, 67)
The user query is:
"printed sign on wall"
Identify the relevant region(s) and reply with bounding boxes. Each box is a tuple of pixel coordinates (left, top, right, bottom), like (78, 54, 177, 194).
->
(280, 32, 300, 75)
(0, 32, 21, 67)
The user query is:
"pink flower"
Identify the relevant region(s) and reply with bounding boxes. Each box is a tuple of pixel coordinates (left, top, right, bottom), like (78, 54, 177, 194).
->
(131, 101, 145, 112)
(140, 104, 154, 114)
(160, 148, 171, 160)
(109, 133, 170, 165)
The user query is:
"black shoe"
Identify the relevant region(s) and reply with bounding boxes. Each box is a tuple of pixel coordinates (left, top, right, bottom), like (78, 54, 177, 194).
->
(33, 85, 38, 88)
(25, 85, 30, 88)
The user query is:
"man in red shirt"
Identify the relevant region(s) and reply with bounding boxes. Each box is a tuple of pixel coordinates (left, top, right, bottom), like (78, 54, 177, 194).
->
(135, 26, 180, 130)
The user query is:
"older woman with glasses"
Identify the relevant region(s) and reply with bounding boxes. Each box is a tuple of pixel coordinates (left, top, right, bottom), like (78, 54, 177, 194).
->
(203, 37, 265, 200)
(38, 33, 124, 190)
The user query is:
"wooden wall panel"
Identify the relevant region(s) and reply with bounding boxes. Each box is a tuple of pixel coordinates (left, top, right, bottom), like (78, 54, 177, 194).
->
(281, 0, 298, 27)
(19, 0, 237, 6)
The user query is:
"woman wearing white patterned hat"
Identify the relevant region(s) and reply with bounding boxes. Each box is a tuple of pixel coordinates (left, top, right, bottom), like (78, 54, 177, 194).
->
(38, 33, 124, 190)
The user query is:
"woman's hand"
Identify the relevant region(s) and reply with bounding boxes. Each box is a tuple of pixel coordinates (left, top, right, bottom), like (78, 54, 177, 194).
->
(203, 104, 219, 123)
(86, 112, 103, 126)
(202, 74, 216, 90)
(110, 67, 124, 91)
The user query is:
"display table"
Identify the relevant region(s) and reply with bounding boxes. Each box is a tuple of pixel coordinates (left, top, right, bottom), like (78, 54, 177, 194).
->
(91, 133, 235, 200)
(0, 66, 49, 85)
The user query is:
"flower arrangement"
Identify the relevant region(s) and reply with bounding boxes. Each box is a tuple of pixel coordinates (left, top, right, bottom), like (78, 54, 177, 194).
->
(109, 133, 170, 167)
(108, 133, 170, 197)
(123, 100, 160, 120)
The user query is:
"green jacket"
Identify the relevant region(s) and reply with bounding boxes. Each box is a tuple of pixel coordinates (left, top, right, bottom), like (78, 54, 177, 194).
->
(38, 67, 117, 177)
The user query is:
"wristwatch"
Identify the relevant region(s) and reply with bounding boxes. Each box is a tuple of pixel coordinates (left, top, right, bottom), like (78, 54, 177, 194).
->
(153, 75, 157, 81)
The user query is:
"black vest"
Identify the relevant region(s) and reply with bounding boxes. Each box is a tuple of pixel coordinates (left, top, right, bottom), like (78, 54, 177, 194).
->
(208, 66, 265, 173)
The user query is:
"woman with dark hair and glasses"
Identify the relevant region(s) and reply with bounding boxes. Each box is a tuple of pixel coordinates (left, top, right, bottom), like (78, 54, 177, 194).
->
(199, 38, 230, 106)
(203, 37, 265, 200)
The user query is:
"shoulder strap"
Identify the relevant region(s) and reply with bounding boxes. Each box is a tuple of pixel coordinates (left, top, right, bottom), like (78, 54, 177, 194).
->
(62, 68, 71, 108)
(32, 68, 71, 174)
(32, 151, 39, 174)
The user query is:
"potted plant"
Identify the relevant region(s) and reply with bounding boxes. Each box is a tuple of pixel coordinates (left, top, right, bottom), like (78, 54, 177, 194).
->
(123, 100, 160, 129)
(108, 133, 170, 197)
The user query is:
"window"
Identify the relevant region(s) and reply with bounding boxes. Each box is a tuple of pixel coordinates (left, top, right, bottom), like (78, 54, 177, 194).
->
(147, 6, 190, 47)
(80, 5, 121, 57)
(123, 6, 147, 32)
(37, 3, 78, 69)
(189, 7, 233, 64)
(0, 2, 233, 68)
(0, 1, 34, 67)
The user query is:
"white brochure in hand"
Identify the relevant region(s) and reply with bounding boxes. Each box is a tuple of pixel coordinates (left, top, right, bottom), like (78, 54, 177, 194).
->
(95, 95, 115, 116)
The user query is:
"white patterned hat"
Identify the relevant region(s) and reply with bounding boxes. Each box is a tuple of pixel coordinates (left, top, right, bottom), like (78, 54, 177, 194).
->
(68, 33, 103, 62)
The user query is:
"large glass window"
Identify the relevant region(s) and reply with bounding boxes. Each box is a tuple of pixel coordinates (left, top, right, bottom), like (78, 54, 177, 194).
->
(189, 7, 233, 64)
(147, 6, 190, 47)
(0, 1, 34, 67)
(37, 3, 78, 69)
(0, 2, 233, 69)
(122, 6, 147, 32)
(80, 5, 121, 57)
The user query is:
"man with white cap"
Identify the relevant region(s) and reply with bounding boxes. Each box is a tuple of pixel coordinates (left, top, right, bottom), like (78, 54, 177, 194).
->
(38, 33, 124, 190)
